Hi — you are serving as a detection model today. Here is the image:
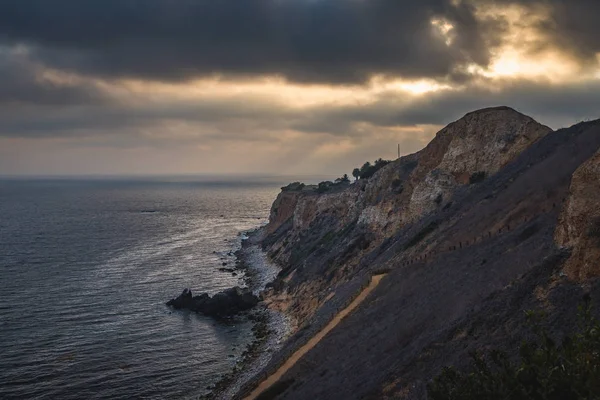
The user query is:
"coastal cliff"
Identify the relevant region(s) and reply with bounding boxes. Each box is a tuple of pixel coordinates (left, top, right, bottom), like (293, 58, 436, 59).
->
(260, 107, 552, 326)
(237, 108, 600, 399)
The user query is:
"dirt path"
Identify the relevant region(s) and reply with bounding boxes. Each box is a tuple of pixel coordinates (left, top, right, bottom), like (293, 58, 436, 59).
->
(244, 274, 387, 400)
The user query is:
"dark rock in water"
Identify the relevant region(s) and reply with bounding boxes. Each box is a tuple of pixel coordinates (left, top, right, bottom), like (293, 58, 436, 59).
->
(166, 286, 259, 317)
(218, 267, 235, 273)
(222, 262, 228, 266)
(165, 288, 193, 309)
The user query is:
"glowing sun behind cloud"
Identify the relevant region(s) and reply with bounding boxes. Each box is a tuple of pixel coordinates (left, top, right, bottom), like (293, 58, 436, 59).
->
(0, 0, 599, 176)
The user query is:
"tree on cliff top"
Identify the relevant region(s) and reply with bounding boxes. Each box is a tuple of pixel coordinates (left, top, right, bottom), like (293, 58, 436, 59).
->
(351, 158, 392, 180)
(335, 174, 350, 184)
(359, 159, 391, 179)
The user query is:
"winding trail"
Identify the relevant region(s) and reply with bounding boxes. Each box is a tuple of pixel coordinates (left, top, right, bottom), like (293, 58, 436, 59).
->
(244, 273, 387, 400)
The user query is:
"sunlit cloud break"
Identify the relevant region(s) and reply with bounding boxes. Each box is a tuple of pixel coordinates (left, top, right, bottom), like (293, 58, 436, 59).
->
(0, 0, 599, 176)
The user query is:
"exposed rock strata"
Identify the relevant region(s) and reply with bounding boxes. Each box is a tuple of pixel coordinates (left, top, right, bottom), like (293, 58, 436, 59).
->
(555, 148, 600, 280)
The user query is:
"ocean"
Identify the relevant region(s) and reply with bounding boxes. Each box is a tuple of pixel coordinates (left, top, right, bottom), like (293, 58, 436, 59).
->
(0, 177, 295, 399)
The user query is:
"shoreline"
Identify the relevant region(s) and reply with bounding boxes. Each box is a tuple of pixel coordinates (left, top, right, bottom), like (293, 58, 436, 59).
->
(203, 227, 292, 400)
(243, 273, 387, 400)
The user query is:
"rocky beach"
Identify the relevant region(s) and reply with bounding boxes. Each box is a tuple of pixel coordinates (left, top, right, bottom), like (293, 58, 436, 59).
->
(166, 227, 293, 400)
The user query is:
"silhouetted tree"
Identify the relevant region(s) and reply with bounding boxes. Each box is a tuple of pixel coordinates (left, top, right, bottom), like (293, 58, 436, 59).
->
(359, 162, 372, 178)
(353, 158, 392, 180)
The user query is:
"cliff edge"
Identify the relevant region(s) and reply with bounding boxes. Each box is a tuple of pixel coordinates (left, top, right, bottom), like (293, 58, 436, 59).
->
(237, 110, 600, 400)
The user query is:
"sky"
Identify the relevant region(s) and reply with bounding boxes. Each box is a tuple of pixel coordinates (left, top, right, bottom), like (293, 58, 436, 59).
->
(1, 0, 599, 176)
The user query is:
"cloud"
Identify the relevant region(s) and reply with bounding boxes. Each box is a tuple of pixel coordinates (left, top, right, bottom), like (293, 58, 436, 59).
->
(3, 76, 600, 144)
(484, 0, 600, 65)
(0, 0, 598, 176)
(0, 0, 503, 84)
(0, 48, 107, 106)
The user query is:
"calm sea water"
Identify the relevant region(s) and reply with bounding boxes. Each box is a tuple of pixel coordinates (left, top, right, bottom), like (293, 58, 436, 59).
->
(0, 177, 291, 399)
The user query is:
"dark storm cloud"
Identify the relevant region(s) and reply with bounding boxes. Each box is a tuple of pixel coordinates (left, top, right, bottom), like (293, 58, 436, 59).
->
(302, 79, 600, 131)
(549, 0, 600, 61)
(0, 53, 106, 105)
(2, 78, 599, 140)
(0, 0, 502, 84)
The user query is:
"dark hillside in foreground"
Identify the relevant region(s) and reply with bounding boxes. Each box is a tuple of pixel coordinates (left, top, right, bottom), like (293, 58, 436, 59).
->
(236, 112, 600, 399)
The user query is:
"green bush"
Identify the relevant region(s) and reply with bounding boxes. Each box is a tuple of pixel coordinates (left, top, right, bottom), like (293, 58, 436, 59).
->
(316, 181, 333, 193)
(428, 296, 600, 400)
(353, 158, 392, 180)
(469, 171, 487, 184)
(404, 221, 439, 250)
(335, 174, 351, 184)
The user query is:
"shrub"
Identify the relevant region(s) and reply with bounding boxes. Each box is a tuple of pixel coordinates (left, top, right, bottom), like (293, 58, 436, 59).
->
(404, 221, 439, 250)
(335, 174, 351, 184)
(316, 181, 333, 193)
(517, 223, 540, 243)
(469, 171, 487, 184)
(428, 296, 600, 400)
(320, 230, 337, 246)
(281, 182, 305, 191)
(356, 158, 392, 180)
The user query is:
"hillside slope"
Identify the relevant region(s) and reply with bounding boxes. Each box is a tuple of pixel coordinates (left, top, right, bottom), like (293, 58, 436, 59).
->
(237, 109, 600, 399)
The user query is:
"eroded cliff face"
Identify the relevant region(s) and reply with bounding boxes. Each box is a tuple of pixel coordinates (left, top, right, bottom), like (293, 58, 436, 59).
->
(407, 107, 551, 221)
(261, 106, 552, 327)
(555, 148, 600, 281)
(266, 191, 301, 235)
(238, 112, 600, 400)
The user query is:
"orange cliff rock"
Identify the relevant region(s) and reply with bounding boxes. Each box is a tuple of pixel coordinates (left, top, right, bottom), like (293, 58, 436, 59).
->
(556, 148, 600, 281)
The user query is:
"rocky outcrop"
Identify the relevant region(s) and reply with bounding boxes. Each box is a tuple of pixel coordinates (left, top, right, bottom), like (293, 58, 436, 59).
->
(406, 106, 551, 222)
(166, 287, 259, 317)
(555, 148, 600, 281)
(260, 107, 552, 325)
